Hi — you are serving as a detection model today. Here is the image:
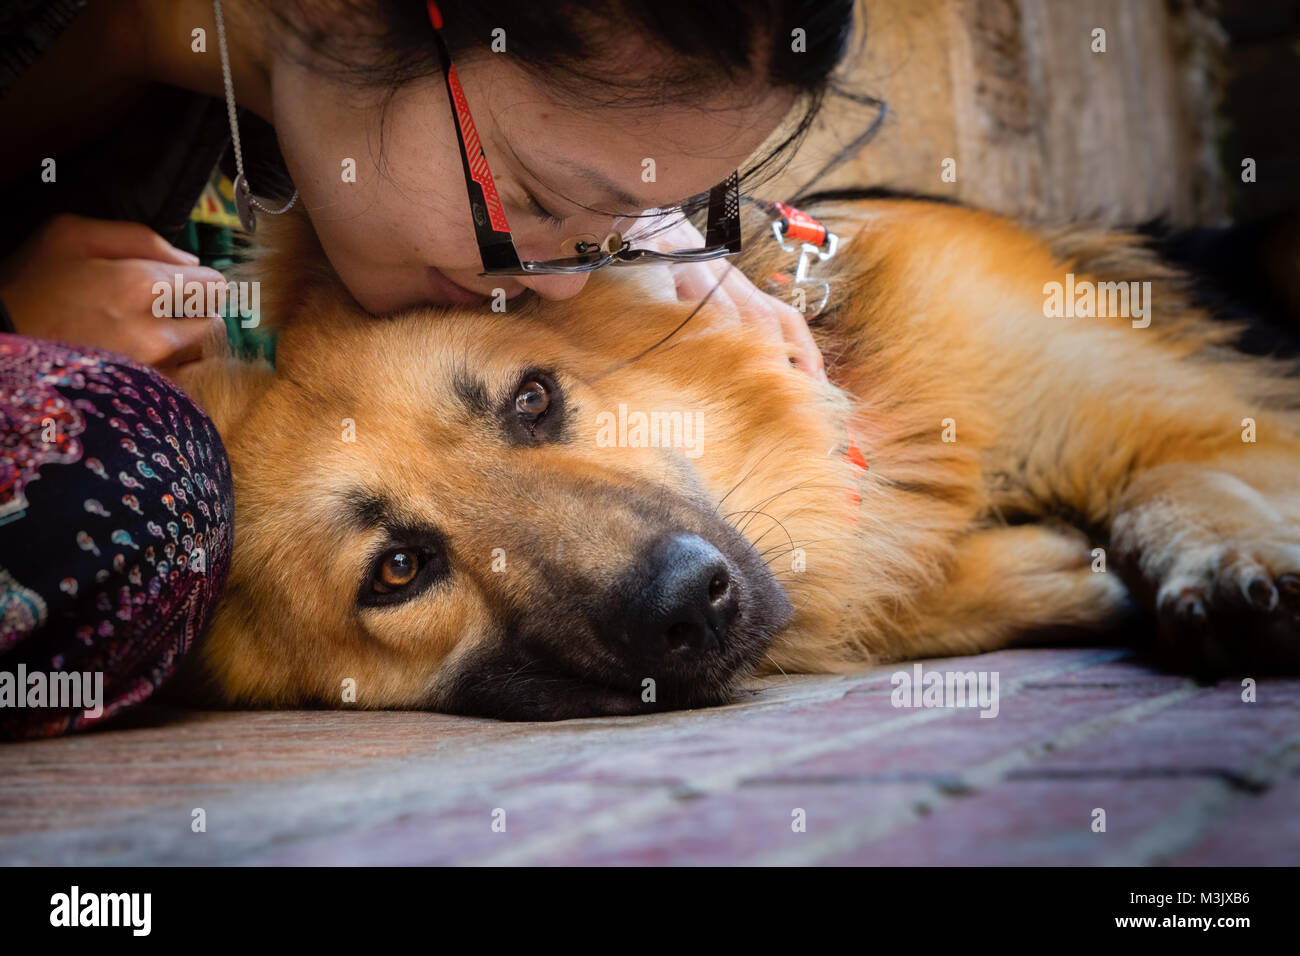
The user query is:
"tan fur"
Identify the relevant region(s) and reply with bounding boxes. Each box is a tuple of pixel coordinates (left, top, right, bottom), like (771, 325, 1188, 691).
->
(173, 198, 1300, 711)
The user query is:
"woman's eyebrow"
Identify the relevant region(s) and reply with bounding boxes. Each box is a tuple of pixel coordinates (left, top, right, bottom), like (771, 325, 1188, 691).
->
(504, 141, 645, 214)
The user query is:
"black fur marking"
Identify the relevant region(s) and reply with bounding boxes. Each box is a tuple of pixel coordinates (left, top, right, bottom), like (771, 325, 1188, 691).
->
(452, 373, 494, 418)
(1138, 216, 1300, 359)
(792, 185, 964, 209)
(341, 491, 392, 531)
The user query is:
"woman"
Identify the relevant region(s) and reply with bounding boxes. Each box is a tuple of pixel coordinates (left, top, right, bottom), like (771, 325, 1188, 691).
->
(0, 0, 855, 736)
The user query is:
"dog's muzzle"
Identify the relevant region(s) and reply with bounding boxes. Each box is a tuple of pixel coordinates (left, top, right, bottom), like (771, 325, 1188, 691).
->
(603, 533, 738, 663)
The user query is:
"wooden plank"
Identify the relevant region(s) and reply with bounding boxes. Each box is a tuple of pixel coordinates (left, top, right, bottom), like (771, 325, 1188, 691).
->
(763, 0, 1226, 225)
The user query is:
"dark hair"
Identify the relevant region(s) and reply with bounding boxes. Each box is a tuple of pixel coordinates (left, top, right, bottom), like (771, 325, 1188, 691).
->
(262, 1, 875, 215)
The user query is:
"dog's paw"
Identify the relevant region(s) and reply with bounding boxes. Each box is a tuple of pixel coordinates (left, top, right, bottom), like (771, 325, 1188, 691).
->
(1111, 464, 1300, 676)
(1136, 535, 1300, 675)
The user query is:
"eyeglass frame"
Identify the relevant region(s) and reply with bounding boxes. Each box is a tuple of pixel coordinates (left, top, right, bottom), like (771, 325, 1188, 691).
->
(426, 1, 743, 277)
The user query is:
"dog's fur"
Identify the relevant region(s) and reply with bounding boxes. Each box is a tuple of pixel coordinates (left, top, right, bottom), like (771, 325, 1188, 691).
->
(173, 196, 1300, 719)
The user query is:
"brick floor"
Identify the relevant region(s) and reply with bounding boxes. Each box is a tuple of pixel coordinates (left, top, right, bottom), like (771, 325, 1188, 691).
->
(0, 647, 1296, 865)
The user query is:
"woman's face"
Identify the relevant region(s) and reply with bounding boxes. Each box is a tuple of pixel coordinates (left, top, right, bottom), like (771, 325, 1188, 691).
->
(269, 50, 796, 312)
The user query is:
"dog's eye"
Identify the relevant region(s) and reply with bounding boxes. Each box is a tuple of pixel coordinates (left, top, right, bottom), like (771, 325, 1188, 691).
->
(357, 530, 449, 608)
(374, 549, 420, 593)
(515, 379, 550, 420)
(505, 369, 564, 444)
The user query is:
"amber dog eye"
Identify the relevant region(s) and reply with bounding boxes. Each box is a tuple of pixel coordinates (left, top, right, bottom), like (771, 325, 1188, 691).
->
(358, 532, 449, 609)
(373, 549, 419, 593)
(515, 379, 550, 420)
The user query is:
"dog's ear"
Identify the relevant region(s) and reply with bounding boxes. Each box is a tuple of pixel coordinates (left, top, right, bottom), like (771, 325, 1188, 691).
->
(165, 582, 295, 707)
(172, 351, 275, 439)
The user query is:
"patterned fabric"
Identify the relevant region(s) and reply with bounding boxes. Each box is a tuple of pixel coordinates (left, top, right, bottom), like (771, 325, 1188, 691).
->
(0, 335, 233, 739)
(190, 171, 243, 231)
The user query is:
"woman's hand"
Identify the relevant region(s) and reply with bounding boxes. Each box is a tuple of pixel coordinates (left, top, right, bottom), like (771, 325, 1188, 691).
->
(0, 214, 229, 375)
(637, 215, 826, 379)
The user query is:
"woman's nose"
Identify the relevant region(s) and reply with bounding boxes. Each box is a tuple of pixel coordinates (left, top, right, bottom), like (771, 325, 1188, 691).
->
(514, 271, 591, 301)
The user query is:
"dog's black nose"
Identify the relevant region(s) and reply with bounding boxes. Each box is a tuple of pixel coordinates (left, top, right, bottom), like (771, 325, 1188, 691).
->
(624, 533, 737, 657)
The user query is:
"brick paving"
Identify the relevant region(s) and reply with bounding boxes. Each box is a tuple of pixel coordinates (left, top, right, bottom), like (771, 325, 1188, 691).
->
(0, 647, 1297, 865)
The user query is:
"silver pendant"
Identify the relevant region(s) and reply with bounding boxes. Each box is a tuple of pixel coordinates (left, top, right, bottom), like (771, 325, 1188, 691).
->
(233, 174, 257, 234)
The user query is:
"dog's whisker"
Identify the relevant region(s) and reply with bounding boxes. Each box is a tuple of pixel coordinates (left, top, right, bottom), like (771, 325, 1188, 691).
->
(727, 481, 844, 532)
(713, 442, 793, 515)
(733, 508, 797, 555)
(758, 536, 831, 560)
(759, 536, 835, 567)
(729, 485, 818, 536)
(764, 654, 791, 680)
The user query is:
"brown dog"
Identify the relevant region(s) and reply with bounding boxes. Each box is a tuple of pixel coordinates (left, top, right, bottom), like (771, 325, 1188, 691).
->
(173, 195, 1300, 719)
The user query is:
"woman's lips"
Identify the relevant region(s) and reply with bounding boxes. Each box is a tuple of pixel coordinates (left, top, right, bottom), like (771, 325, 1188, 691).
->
(425, 265, 490, 306)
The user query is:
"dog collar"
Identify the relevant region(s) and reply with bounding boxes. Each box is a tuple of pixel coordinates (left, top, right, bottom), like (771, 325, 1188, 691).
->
(754, 199, 841, 318)
(843, 433, 869, 514)
(755, 201, 867, 509)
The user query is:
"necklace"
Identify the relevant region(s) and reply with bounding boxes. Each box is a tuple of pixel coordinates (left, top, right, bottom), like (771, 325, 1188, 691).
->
(213, 0, 298, 233)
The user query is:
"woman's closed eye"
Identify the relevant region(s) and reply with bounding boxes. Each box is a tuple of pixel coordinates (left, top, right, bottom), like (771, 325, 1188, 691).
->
(524, 191, 566, 229)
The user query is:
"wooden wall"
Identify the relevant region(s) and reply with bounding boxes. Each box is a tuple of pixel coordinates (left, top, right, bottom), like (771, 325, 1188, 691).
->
(765, 0, 1231, 227)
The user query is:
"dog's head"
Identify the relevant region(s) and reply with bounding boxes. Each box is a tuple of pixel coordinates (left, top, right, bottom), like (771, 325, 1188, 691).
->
(179, 233, 857, 719)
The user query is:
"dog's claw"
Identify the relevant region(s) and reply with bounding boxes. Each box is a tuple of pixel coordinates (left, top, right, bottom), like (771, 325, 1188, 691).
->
(1164, 588, 1209, 628)
(1246, 575, 1279, 612)
(1278, 574, 1300, 610)
(1142, 541, 1300, 674)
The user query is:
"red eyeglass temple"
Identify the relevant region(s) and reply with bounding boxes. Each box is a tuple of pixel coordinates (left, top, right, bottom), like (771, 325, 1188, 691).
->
(427, 1, 511, 234)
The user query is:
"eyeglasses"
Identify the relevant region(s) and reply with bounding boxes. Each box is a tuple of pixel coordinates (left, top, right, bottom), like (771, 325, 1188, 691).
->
(426, 1, 742, 276)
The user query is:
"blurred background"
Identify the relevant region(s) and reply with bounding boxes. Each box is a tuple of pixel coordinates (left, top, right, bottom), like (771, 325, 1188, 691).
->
(767, 0, 1299, 230)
